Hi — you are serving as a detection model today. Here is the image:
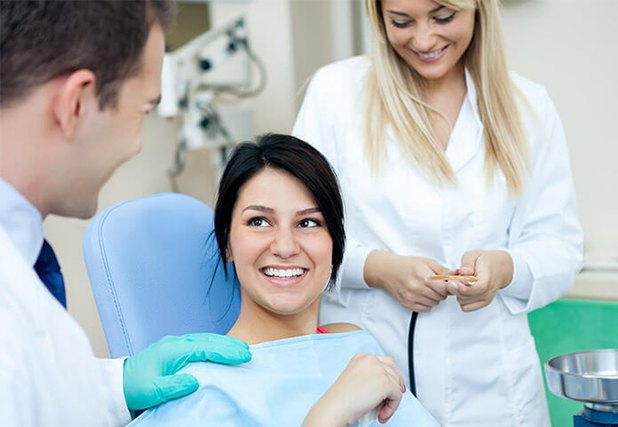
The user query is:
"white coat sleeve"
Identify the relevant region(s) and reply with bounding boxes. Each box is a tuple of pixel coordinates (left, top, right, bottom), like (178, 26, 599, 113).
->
(292, 69, 373, 292)
(0, 294, 131, 427)
(100, 357, 133, 425)
(499, 88, 584, 314)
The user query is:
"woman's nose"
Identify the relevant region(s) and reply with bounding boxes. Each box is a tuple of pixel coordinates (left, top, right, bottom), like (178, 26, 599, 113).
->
(270, 228, 300, 258)
(411, 22, 437, 51)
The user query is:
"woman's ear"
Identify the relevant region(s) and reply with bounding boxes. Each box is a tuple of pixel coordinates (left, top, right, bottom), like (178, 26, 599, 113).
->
(225, 246, 233, 263)
(52, 69, 97, 140)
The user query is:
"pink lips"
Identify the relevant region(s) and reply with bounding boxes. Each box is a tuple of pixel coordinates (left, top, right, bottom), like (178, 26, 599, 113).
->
(261, 267, 307, 288)
(412, 44, 449, 63)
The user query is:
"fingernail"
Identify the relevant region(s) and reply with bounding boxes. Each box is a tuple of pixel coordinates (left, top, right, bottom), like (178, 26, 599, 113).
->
(402, 383, 406, 393)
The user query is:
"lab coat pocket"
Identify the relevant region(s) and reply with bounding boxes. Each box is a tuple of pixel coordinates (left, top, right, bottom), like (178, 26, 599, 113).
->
(504, 338, 550, 426)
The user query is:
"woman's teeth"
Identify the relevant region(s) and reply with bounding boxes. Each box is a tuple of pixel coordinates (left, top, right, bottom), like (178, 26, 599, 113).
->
(417, 46, 447, 59)
(263, 267, 305, 278)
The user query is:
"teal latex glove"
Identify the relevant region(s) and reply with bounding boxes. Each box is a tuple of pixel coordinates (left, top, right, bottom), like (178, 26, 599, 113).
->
(123, 333, 251, 411)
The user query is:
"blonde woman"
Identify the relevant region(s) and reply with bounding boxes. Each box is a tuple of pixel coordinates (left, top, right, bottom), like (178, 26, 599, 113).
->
(293, 0, 583, 425)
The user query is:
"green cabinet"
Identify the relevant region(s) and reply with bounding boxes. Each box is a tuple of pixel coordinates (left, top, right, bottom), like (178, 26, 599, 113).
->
(529, 299, 618, 426)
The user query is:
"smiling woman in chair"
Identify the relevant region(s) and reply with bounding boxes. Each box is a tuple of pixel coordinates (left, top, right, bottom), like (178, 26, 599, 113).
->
(127, 134, 439, 427)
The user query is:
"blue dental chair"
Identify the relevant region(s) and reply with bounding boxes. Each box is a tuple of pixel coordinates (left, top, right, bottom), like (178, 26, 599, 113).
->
(83, 192, 240, 358)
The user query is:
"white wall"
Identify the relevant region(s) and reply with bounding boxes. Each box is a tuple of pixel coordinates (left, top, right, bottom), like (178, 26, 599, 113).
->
(501, 0, 618, 266)
(500, 0, 618, 298)
(51, 0, 618, 357)
(210, 0, 298, 132)
(209, 0, 360, 129)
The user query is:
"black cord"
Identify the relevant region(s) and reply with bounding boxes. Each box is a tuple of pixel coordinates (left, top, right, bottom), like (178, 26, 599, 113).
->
(408, 311, 419, 396)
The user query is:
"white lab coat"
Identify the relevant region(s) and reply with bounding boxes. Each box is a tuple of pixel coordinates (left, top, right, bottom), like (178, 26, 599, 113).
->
(293, 56, 583, 427)
(0, 190, 130, 426)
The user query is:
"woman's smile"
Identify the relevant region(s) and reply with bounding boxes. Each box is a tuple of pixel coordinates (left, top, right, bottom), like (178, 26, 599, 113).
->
(411, 44, 450, 63)
(261, 266, 308, 287)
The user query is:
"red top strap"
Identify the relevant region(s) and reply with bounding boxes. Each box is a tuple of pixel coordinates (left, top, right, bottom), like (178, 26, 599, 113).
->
(316, 326, 329, 334)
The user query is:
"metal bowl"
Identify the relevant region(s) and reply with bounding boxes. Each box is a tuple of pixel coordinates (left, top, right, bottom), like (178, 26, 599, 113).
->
(545, 349, 618, 406)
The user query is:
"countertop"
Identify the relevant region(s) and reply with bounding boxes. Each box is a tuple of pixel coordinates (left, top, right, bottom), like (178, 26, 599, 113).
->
(568, 270, 618, 301)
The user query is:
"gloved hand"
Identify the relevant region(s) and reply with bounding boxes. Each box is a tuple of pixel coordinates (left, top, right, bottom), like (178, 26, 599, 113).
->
(123, 333, 251, 410)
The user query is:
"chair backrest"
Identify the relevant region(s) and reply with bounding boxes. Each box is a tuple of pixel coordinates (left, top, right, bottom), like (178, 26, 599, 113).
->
(83, 192, 240, 358)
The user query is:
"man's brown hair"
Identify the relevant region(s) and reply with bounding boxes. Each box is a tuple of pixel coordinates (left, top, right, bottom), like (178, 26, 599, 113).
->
(0, 0, 176, 110)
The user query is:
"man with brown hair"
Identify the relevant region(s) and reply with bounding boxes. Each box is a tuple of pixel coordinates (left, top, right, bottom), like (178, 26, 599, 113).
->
(0, 2, 251, 425)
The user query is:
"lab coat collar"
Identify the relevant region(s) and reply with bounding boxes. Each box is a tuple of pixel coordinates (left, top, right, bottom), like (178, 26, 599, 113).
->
(464, 68, 480, 120)
(444, 68, 484, 173)
(0, 178, 44, 266)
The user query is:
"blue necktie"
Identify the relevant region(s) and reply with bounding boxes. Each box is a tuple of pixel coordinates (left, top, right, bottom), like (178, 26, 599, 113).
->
(34, 239, 66, 308)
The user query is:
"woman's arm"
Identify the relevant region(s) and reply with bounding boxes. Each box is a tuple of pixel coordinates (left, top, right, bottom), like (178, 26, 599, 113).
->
(302, 354, 405, 427)
(364, 250, 453, 312)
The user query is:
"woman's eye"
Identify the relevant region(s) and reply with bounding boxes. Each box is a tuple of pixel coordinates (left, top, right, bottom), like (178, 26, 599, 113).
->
(298, 218, 320, 228)
(249, 217, 270, 227)
(433, 12, 456, 24)
(391, 19, 411, 29)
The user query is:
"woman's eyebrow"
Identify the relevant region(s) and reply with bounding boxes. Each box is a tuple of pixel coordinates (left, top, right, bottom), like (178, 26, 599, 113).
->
(242, 205, 274, 213)
(385, 10, 410, 17)
(385, 5, 445, 16)
(297, 207, 321, 215)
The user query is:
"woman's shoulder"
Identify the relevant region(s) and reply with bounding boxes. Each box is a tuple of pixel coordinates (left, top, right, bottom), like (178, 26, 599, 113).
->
(318, 55, 370, 73)
(509, 71, 552, 106)
(310, 55, 371, 89)
(321, 322, 362, 333)
(319, 325, 386, 355)
(508, 71, 560, 129)
(299, 56, 370, 121)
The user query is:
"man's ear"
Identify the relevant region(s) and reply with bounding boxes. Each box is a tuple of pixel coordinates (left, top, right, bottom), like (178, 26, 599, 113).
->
(52, 69, 97, 139)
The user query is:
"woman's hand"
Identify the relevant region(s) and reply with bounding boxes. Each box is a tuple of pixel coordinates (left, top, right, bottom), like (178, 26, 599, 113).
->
(448, 250, 514, 312)
(365, 251, 453, 312)
(302, 353, 405, 427)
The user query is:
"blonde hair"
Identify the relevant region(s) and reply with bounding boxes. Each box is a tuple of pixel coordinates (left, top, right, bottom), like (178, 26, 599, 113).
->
(364, 0, 529, 195)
